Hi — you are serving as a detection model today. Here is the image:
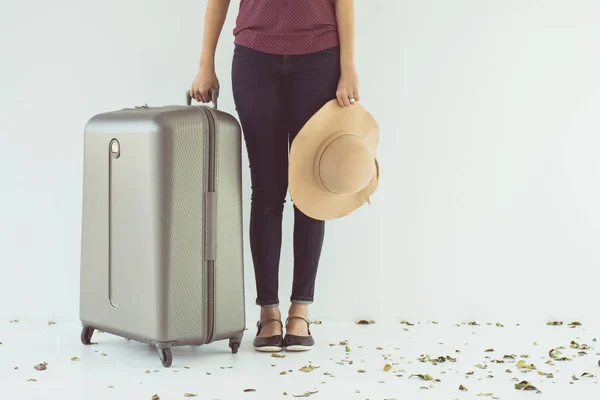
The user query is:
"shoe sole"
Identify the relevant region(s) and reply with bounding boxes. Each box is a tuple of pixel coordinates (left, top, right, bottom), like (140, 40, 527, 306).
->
(284, 345, 314, 352)
(253, 345, 283, 352)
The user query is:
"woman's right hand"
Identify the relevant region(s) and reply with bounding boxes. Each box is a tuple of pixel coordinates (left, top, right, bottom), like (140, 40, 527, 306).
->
(191, 66, 220, 103)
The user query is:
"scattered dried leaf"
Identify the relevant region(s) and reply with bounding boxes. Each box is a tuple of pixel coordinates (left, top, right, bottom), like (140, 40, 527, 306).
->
(516, 360, 536, 370)
(184, 393, 198, 397)
(299, 364, 318, 373)
(27, 378, 37, 382)
(568, 321, 582, 327)
(71, 357, 80, 361)
(48, 321, 57, 326)
(409, 373, 433, 381)
(357, 369, 367, 373)
(151, 395, 160, 400)
(34, 362, 48, 371)
(400, 320, 414, 326)
(547, 321, 563, 326)
(356, 320, 375, 325)
(459, 384, 468, 391)
(311, 320, 322, 324)
(243, 389, 256, 393)
(272, 353, 285, 358)
(383, 364, 392, 371)
(514, 381, 540, 392)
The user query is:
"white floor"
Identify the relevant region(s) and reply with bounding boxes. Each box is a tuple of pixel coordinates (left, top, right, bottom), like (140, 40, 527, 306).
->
(0, 319, 598, 400)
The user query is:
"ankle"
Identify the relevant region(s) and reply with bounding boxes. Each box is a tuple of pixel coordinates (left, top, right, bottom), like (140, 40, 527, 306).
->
(288, 303, 309, 318)
(260, 306, 281, 320)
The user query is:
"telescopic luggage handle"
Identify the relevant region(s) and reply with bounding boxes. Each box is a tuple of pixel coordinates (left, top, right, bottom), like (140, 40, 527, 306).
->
(186, 88, 219, 110)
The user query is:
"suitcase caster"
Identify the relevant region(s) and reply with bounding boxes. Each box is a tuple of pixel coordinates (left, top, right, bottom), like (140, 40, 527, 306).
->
(229, 338, 241, 354)
(81, 326, 94, 345)
(158, 348, 173, 368)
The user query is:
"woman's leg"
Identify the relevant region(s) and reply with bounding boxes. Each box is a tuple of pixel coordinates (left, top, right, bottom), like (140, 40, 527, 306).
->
(286, 47, 341, 333)
(232, 46, 289, 333)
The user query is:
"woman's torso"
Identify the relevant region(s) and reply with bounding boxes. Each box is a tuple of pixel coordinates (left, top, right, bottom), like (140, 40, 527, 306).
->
(233, 0, 339, 55)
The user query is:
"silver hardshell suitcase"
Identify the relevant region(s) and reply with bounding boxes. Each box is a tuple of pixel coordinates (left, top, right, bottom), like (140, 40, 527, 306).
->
(79, 90, 246, 367)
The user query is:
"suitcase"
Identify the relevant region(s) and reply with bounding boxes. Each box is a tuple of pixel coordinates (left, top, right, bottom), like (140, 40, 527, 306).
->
(79, 90, 246, 367)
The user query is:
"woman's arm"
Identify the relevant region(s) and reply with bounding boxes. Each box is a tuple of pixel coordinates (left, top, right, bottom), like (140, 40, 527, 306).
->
(191, 0, 231, 102)
(334, 0, 359, 107)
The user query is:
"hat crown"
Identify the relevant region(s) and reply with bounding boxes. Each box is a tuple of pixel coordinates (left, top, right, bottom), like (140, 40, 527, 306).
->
(318, 134, 374, 195)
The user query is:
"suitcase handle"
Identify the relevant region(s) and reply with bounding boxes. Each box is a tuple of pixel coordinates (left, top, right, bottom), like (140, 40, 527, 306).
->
(186, 88, 219, 110)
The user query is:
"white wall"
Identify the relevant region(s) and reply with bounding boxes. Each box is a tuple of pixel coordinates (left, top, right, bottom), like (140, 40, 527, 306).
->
(1, 0, 599, 324)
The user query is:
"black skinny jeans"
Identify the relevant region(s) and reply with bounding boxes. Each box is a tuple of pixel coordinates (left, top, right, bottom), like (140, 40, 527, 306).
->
(231, 44, 341, 307)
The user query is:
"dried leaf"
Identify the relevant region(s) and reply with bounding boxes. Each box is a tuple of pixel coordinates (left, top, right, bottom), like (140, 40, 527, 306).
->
(568, 321, 582, 326)
(495, 322, 504, 327)
(549, 348, 572, 361)
(108, 386, 114, 389)
(570, 341, 580, 349)
(27, 378, 37, 382)
(514, 380, 540, 391)
(345, 346, 351, 352)
(547, 321, 563, 326)
(339, 340, 348, 345)
(71, 357, 80, 361)
(184, 393, 198, 397)
(357, 369, 367, 373)
(101, 353, 107, 356)
(485, 348, 494, 352)
(383, 364, 392, 372)
(459, 384, 468, 391)
(467, 321, 480, 326)
(409, 373, 433, 381)
(299, 364, 318, 373)
(475, 364, 487, 369)
(151, 395, 160, 400)
(356, 320, 375, 325)
(145, 370, 151, 373)
(516, 360, 536, 370)
(311, 320, 322, 324)
(581, 372, 595, 378)
(243, 389, 256, 393)
(184, 366, 191, 369)
(48, 321, 57, 326)
(34, 362, 48, 371)
(272, 353, 285, 358)
(503, 354, 516, 359)
(400, 320, 414, 326)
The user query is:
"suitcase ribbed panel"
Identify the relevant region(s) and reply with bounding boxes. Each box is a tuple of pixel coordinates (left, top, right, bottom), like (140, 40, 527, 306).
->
(157, 108, 209, 343)
(210, 110, 246, 341)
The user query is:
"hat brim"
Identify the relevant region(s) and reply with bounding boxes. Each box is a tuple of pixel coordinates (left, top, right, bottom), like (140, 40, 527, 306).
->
(289, 100, 380, 221)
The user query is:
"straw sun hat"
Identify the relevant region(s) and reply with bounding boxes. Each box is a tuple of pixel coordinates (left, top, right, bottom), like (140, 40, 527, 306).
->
(289, 100, 380, 221)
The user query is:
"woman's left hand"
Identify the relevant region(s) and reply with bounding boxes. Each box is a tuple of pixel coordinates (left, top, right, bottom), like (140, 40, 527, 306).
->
(336, 66, 360, 107)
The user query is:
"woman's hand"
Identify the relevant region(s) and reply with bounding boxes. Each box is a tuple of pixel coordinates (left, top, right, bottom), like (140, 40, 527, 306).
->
(191, 66, 220, 103)
(336, 66, 360, 107)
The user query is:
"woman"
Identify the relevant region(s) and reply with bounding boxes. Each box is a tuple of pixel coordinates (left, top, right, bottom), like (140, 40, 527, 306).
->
(190, 0, 359, 352)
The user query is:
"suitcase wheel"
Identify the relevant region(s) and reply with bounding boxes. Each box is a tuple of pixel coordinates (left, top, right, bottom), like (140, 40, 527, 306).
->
(158, 348, 173, 368)
(229, 338, 241, 354)
(80, 327, 94, 345)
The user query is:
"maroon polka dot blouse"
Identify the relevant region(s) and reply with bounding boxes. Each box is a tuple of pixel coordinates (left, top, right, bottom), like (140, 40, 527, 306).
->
(233, 0, 340, 55)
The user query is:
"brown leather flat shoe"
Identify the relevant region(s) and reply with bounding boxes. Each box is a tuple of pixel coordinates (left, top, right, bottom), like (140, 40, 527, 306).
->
(253, 318, 284, 352)
(283, 316, 314, 351)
